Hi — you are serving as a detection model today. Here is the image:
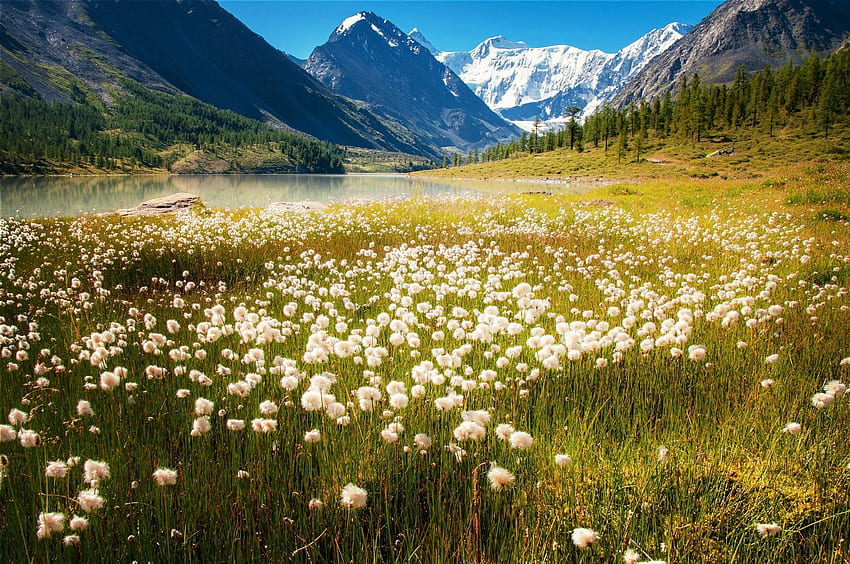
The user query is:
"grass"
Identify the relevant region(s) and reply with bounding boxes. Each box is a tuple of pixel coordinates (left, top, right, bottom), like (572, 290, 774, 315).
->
(0, 162, 849, 562)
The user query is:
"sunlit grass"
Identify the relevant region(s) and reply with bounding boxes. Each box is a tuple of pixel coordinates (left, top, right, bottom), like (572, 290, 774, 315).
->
(1, 164, 849, 562)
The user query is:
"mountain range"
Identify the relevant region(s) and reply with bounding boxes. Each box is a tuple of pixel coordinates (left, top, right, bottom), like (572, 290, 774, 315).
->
(2, 0, 850, 170)
(412, 23, 691, 128)
(303, 12, 519, 152)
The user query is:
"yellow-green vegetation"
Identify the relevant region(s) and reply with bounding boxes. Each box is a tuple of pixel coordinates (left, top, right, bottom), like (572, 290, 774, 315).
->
(1, 162, 849, 562)
(415, 125, 850, 184)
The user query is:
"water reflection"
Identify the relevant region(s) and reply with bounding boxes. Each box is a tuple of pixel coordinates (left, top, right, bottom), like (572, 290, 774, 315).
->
(0, 174, 480, 219)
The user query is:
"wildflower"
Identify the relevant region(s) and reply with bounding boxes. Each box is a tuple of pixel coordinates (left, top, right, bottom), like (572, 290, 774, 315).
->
(657, 446, 670, 462)
(824, 380, 846, 397)
(623, 549, 640, 564)
(226, 419, 245, 431)
(340, 483, 368, 509)
(764, 354, 779, 365)
(811, 392, 835, 409)
(45, 460, 68, 478)
(755, 523, 782, 537)
(8, 408, 27, 425)
(83, 459, 110, 485)
(69, 515, 88, 531)
(99, 371, 120, 390)
(63, 534, 81, 546)
(554, 454, 572, 468)
(251, 418, 277, 433)
(176, 389, 191, 399)
(76, 400, 94, 417)
(495, 423, 515, 440)
(304, 429, 321, 443)
(19, 429, 40, 447)
(36, 512, 65, 539)
(308, 498, 324, 510)
(237, 470, 250, 479)
(413, 433, 432, 450)
(453, 420, 486, 441)
(259, 400, 279, 416)
(760, 379, 775, 388)
(191, 416, 211, 436)
(77, 489, 105, 513)
(509, 431, 534, 450)
(782, 422, 802, 435)
(194, 397, 214, 416)
(687, 345, 706, 361)
(571, 527, 599, 548)
(153, 467, 178, 486)
(487, 465, 515, 490)
(0, 425, 16, 442)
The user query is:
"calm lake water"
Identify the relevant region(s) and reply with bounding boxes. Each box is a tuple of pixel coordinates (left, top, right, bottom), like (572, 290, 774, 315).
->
(0, 173, 609, 219)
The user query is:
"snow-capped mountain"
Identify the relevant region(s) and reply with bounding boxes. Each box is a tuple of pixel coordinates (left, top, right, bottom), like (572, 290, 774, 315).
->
(303, 12, 519, 154)
(410, 22, 691, 129)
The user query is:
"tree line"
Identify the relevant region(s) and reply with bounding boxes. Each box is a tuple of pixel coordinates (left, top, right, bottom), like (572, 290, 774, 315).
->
(0, 79, 345, 174)
(453, 45, 850, 167)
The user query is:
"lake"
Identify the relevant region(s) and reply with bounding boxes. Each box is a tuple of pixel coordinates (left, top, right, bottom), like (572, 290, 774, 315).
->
(0, 174, 608, 219)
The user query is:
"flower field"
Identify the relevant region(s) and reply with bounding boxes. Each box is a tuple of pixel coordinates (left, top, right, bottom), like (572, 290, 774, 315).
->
(1, 172, 849, 562)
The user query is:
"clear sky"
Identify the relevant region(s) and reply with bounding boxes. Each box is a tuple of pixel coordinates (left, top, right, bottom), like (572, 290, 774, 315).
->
(220, 1, 725, 59)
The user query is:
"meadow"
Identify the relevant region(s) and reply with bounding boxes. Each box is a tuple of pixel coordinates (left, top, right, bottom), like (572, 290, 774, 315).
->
(1, 162, 849, 563)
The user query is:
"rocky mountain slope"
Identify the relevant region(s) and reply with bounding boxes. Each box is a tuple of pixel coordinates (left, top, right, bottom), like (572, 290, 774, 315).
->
(0, 0, 425, 155)
(303, 12, 519, 153)
(411, 23, 690, 128)
(616, 0, 850, 104)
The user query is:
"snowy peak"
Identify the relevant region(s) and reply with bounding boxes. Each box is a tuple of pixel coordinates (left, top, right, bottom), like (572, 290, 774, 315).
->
(431, 22, 691, 129)
(304, 13, 519, 153)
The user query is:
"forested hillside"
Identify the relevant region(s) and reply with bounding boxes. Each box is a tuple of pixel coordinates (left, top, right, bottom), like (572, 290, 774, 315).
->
(0, 81, 345, 175)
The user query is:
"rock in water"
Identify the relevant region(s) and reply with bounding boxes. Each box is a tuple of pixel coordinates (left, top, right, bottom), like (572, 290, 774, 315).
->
(116, 193, 200, 216)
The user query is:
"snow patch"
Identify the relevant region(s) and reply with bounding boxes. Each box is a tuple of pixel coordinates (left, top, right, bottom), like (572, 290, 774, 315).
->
(337, 13, 366, 34)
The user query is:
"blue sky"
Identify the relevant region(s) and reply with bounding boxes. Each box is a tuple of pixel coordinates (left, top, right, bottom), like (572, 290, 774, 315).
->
(220, 1, 724, 59)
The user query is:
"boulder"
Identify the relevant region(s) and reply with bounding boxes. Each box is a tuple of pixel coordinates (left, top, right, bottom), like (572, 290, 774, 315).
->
(116, 192, 200, 216)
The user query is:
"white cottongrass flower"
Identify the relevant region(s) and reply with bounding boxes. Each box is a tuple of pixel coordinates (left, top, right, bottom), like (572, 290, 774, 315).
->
(304, 429, 321, 443)
(308, 498, 324, 510)
(495, 423, 515, 440)
(226, 419, 245, 431)
(76, 400, 94, 416)
(153, 467, 178, 486)
(453, 420, 486, 441)
(36, 512, 65, 539)
(486, 465, 515, 490)
(760, 379, 775, 388)
(77, 488, 105, 513)
(782, 422, 802, 435)
(340, 483, 368, 509)
(194, 397, 214, 416)
(571, 527, 599, 548)
(99, 371, 120, 390)
(83, 459, 110, 485)
(8, 408, 27, 425)
(764, 354, 779, 365)
(824, 380, 846, 397)
(69, 515, 88, 531)
(191, 416, 211, 436)
(755, 522, 782, 537)
(687, 345, 706, 361)
(554, 454, 572, 468)
(0, 424, 16, 442)
(45, 460, 68, 478)
(657, 445, 670, 462)
(63, 535, 81, 546)
(251, 418, 277, 433)
(414, 433, 432, 450)
(259, 400, 279, 416)
(509, 431, 534, 450)
(811, 392, 835, 409)
(19, 429, 39, 447)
